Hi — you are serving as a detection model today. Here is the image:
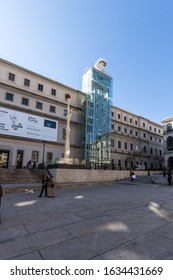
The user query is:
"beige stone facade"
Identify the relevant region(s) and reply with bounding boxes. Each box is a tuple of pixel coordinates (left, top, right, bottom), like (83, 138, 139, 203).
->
(161, 117, 173, 169)
(0, 58, 84, 168)
(0, 58, 163, 169)
(111, 107, 163, 170)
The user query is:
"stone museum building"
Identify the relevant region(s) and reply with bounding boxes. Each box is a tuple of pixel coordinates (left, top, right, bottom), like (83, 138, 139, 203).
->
(0, 58, 163, 170)
(161, 117, 173, 169)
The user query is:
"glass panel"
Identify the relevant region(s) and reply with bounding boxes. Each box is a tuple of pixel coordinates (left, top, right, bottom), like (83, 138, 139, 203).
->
(0, 151, 9, 168)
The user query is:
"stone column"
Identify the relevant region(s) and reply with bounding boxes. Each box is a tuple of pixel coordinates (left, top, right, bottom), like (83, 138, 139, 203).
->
(64, 94, 73, 159)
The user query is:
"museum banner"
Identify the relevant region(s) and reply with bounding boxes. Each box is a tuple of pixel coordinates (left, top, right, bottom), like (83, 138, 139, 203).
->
(0, 106, 58, 142)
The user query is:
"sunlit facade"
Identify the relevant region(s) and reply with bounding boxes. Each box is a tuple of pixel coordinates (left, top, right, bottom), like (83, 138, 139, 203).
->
(0, 58, 84, 168)
(0, 58, 163, 170)
(161, 117, 173, 169)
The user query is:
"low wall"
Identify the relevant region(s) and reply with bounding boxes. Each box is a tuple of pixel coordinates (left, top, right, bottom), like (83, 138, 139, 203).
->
(50, 169, 149, 184)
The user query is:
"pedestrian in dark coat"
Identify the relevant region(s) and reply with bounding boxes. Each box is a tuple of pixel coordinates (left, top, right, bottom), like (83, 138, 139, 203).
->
(167, 170, 172, 185)
(130, 170, 134, 181)
(33, 161, 36, 169)
(39, 175, 49, 197)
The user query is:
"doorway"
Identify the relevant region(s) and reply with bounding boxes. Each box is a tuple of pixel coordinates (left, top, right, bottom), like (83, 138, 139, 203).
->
(16, 150, 24, 168)
(168, 157, 173, 169)
(0, 150, 9, 168)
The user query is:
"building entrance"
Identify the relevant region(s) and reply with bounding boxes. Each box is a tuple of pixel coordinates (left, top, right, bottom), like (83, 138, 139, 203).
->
(0, 150, 9, 168)
(16, 150, 24, 168)
(168, 157, 173, 169)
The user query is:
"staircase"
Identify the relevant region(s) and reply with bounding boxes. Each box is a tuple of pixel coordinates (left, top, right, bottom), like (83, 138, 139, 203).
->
(0, 168, 44, 193)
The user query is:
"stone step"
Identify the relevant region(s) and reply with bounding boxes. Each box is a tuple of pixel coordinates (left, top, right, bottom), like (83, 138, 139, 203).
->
(0, 168, 44, 185)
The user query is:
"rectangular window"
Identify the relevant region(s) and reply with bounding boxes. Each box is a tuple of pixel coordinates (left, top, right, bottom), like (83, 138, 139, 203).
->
(124, 128, 127, 133)
(150, 136, 152, 140)
(36, 101, 43, 110)
(8, 72, 15, 81)
(63, 109, 67, 116)
(143, 122, 145, 127)
(46, 152, 53, 163)
(129, 118, 132, 123)
(125, 160, 127, 168)
(124, 116, 127, 121)
(21, 97, 29, 106)
(51, 88, 56, 96)
(31, 151, 39, 162)
(143, 133, 146, 138)
(160, 150, 162, 156)
(62, 128, 66, 139)
(135, 131, 138, 136)
(118, 126, 121, 132)
(130, 129, 133, 135)
(124, 142, 127, 149)
(130, 143, 133, 150)
(144, 146, 147, 153)
(118, 141, 121, 149)
(150, 148, 153, 154)
(5, 92, 14, 102)
(135, 120, 138, 125)
(111, 139, 114, 147)
(111, 111, 114, 117)
(118, 159, 121, 168)
(112, 124, 114, 130)
(154, 128, 156, 132)
(38, 83, 43, 91)
(24, 78, 30, 87)
(49, 105, 56, 113)
(44, 119, 56, 129)
(118, 113, 121, 119)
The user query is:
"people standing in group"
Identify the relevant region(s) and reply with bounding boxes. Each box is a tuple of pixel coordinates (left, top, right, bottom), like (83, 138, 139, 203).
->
(39, 174, 49, 197)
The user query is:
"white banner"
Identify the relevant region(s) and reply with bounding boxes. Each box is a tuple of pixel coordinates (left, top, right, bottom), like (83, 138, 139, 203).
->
(0, 107, 58, 142)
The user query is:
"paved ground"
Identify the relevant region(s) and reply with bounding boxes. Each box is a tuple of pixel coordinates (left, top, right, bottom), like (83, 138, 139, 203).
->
(0, 176, 173, 260)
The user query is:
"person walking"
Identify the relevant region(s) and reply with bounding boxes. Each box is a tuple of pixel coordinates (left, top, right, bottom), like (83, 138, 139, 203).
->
(39, 175, 49, 197)
(167, 170, 172, 186)
(130, 170, 135, 181)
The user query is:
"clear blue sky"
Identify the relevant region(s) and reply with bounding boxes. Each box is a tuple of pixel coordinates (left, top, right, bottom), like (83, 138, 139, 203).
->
(0, 0, 173, 124)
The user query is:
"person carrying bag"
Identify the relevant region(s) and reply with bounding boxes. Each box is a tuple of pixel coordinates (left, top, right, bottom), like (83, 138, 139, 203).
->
(48, 177, 55, 198)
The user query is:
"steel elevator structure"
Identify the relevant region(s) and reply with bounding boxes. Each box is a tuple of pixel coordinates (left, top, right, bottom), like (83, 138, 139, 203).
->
(82, 59, 113, 168)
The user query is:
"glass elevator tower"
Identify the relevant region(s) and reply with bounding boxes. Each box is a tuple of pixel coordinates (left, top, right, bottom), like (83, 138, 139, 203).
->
(82, 58, 113, 168)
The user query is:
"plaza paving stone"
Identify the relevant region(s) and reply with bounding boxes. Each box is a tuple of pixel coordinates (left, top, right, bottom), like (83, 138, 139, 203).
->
(0, 177, 173, 260)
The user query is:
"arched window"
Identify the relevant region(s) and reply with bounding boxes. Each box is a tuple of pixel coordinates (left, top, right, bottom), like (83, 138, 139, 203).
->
(167, 136, 173, 150)
(167, 123, 172, 132)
